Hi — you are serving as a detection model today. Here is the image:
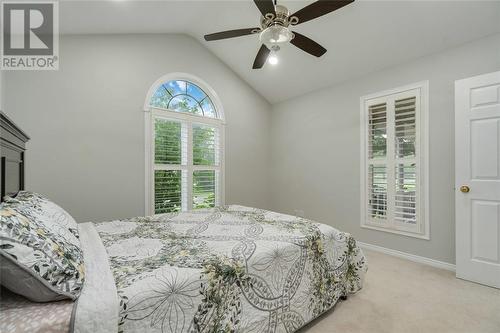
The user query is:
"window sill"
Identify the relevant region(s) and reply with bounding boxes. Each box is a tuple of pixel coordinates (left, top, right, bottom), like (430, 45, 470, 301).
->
(361, 223, 430, 240)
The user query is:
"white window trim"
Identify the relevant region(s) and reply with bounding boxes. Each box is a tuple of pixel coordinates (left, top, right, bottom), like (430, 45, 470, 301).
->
(143, 73, 225, 216)
(360, 81, 430, 240)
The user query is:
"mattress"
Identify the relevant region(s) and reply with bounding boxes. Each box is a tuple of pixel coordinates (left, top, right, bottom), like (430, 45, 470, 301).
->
(0, 205, 367, 333)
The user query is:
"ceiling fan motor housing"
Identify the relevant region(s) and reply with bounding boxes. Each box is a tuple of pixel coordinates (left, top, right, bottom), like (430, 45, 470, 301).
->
(260, 5, 298, 28)
(259, 5, 296, 49)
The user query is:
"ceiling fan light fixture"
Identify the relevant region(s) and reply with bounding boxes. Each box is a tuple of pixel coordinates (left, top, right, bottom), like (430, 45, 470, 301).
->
(259, 25, 294, 49)
(268, 52, 279, 65)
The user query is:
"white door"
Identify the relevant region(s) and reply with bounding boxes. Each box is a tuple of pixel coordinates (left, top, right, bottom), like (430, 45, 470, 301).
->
(455, 71, 500, 288)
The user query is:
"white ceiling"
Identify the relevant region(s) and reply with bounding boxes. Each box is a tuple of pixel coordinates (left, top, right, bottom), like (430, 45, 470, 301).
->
(60, 0, 500, 103)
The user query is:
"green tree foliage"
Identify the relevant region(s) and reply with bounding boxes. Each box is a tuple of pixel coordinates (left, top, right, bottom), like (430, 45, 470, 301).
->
(155, 119, 181, 164)
(154, 120, 216, 214)
(170, 97, 202, 115)
(371, 129, 386, 158)
(155, 170, 182, 214)
(192, 125, 216, 209)
(193, 171, 216, 209)
(193, 125, 215, 165)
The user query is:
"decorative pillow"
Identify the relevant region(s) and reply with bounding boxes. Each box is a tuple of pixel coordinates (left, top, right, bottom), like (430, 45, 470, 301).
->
(0, 199, 85, 302)
(6, 191, 79, 241)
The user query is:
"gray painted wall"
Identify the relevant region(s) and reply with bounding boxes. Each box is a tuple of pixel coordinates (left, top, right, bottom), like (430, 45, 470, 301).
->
(270, 33, 500, 264)
(4, 34, 272, 222)
(4, 32, 500, 264)
(0, 70, 3, 110)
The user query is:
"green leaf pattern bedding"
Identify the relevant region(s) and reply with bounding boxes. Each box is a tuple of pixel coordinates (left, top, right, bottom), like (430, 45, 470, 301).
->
(0, 205, 367, 333)
(92, 205, 367, 333)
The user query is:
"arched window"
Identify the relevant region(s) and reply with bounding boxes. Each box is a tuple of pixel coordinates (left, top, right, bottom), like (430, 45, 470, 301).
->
(149, 80, 217, 118)
(144, 74, 224, 215)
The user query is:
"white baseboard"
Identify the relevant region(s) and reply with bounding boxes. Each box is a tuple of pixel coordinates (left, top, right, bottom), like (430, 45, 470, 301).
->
(357, 241, 456, 272)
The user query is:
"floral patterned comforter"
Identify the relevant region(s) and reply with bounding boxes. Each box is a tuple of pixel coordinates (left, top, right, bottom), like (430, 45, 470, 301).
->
(1, 205, 367, 333)
(91, 205, 367, 333)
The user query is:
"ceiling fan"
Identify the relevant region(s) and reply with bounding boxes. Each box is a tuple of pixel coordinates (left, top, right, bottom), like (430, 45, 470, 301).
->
(204, 0, 355, 69)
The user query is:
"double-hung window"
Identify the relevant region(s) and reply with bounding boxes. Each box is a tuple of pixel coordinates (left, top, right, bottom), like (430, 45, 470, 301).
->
(146, 79, 224, 214)
(360, 82, 429, 239)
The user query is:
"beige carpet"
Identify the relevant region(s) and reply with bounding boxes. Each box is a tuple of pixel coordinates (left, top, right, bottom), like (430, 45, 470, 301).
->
(300, 250, 500, 333)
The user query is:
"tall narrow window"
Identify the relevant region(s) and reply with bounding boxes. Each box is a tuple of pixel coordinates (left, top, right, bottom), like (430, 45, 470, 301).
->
(146, 78, 224, 214)
(360, 82, 429, 239)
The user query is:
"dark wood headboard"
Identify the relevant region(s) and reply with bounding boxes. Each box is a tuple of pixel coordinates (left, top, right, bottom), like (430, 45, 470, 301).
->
(0, 111, 30, 202)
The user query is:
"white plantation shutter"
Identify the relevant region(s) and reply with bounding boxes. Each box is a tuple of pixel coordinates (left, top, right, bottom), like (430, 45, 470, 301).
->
(394, 96, 417, 227)
(193, 170, 217, 208)
(154, 119, 187, 165)
(193, 124, 218, 166)
(367, 102, 388, 223)
(192, 123, 220, 209)
(394, 163, 416, 225)
(368, 103, 387, 159)
(152, 113, 223, 214)
(153, 118, 188, 213)
(154, 170, 185, 213)
(395, 97, 416, 158)
(361, 83, 428, 239)
(368, 164, 387, 221)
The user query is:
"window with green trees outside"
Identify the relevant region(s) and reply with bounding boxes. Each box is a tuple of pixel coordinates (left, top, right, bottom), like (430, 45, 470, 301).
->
(149, 80, 222, 214)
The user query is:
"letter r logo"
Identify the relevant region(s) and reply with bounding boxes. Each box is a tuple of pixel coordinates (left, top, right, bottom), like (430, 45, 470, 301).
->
(2, 3, 54, 56)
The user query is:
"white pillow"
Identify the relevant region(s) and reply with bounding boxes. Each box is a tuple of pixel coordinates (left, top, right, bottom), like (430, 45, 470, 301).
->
(0, 193, 85, 302)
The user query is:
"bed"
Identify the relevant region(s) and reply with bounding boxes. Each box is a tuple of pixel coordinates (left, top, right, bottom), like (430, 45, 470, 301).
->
(0, 115, 367, 333)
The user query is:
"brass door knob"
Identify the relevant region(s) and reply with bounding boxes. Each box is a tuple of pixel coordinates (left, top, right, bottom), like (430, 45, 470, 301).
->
(460, 185, 470, 193)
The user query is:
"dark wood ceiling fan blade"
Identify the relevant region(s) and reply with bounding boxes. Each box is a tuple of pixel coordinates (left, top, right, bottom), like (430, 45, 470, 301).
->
(253, 45, 270, 69)
(254, 0, 276, 17)
(291, 0, 354, 25)
(204, 28, 260, 41)
(290, 32, 327, 57)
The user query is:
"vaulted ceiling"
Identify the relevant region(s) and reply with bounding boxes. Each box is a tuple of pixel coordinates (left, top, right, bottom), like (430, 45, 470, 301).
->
(60, 0, 500, 103)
